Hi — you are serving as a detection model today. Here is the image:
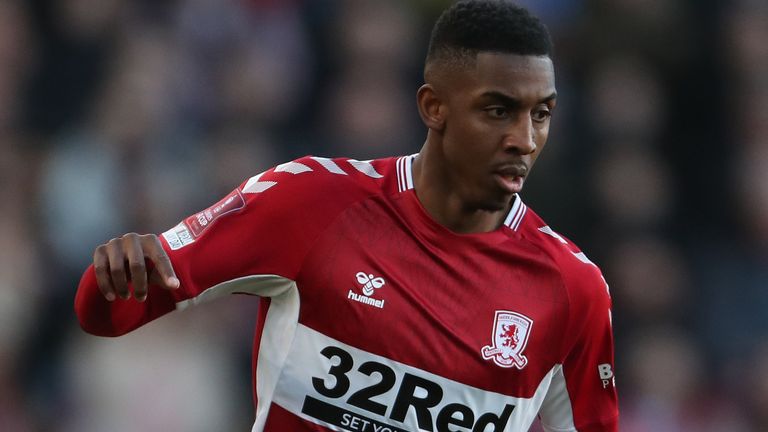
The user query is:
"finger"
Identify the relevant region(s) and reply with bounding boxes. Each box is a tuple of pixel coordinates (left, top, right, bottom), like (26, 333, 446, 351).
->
(106, 237, 130, 300)
(93, 244, 116, 302)
(142, 234, 179, 290)
(124, 233, 148, 302)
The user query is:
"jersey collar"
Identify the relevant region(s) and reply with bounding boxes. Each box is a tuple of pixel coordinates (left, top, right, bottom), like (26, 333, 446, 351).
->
(394, 154, 527, 232)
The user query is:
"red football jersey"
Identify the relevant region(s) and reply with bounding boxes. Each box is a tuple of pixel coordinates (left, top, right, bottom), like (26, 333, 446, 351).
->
(75, 155, 618, 432)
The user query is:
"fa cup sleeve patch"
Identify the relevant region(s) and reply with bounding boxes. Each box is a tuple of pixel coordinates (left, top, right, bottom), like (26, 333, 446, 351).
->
(162, 190, 245, 250)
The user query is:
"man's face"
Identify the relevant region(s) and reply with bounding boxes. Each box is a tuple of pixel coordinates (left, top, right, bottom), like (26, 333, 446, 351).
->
(437, 52, 556, 211)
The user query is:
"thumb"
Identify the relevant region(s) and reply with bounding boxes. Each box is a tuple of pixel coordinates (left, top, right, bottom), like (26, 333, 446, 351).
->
(149, 266, 180, 290)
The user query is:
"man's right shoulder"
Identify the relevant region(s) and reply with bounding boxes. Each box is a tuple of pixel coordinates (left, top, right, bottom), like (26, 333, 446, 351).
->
(162, 156, 394, 253)
(239, 155, 391, 206)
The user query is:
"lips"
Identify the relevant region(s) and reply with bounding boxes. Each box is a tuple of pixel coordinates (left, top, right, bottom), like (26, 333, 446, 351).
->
(493, 163, 528, 194)
(494, 163, 528, 178)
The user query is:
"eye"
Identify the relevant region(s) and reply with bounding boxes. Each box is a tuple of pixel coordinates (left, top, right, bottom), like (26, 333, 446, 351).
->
(485, 106, 509, 119)
(532, 106, 552, 123)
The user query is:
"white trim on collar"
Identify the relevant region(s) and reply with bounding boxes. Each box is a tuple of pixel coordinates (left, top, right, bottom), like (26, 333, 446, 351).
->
(396, 154, 416, 192)
(503, 195, 527, 232)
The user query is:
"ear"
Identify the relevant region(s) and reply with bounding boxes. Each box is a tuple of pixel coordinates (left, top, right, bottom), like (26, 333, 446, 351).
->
(416, 84, 446, 132)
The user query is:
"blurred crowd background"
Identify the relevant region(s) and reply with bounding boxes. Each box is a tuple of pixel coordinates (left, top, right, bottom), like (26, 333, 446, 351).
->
(1, 0, 767, 430)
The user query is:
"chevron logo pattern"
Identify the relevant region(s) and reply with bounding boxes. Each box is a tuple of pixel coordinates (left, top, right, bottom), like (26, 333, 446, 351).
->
(241, 158, 383, 194)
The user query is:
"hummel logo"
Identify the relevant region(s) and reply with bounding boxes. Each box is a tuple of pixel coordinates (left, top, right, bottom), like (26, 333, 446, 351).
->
(356, 272, 385, 295)
(348, 272, 386, 309)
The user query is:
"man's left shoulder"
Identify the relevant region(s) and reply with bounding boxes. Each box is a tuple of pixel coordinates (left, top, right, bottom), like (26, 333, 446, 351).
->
(517, 208, 609, 299)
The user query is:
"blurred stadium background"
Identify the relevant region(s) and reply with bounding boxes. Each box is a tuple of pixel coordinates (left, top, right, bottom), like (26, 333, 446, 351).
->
(1, 0, 767, 430)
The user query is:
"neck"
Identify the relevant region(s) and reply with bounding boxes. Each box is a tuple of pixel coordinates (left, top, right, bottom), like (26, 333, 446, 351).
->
(411, 139, 513, 234)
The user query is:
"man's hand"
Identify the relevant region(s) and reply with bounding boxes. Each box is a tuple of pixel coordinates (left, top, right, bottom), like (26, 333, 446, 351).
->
(93, 233, 180, 302)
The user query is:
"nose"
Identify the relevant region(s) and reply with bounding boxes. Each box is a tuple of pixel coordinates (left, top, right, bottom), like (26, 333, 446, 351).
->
(502, 116, 536, 155)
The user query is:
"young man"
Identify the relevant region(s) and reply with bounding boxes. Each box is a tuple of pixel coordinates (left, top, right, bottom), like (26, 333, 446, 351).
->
(75, 1, 618, 431)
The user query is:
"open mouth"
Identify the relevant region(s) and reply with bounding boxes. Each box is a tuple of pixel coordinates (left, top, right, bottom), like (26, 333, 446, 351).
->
(494, 173, 525, 193)
(493, 164, 528, 193)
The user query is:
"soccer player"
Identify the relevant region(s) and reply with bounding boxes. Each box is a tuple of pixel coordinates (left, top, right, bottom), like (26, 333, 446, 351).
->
(75, 1, 619, 431)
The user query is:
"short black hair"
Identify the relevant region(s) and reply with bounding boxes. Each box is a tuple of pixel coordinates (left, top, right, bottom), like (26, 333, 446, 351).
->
(426, 0, 552, 69)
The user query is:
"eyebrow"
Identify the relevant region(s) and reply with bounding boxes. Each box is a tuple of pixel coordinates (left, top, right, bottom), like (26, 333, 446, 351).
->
(480, 90, 558, 106)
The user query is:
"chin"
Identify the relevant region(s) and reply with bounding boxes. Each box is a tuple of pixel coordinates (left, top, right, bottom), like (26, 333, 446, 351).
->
(477, 198, 512, 213)
(465, 188, 516, 213)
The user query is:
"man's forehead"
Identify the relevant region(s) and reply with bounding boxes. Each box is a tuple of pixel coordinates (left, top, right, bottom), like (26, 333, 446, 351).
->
(426, 51, 556, 98)
(473, 52, 554, 80)
(465, 52, 556, 99)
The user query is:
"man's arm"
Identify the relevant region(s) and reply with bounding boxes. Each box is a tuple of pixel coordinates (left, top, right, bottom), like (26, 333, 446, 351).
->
(74, 155, 374, 337)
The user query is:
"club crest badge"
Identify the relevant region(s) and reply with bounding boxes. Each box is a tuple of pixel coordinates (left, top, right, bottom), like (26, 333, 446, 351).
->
(481, 310, 533, 369)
